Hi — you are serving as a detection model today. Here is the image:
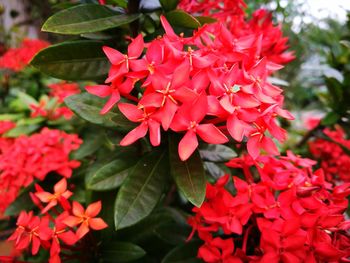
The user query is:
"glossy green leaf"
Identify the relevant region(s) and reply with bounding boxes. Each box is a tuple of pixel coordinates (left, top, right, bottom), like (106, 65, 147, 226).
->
(114, 150, 168, 230)
(160, 0, 178, 11)
(199, 144, 237, 162)
(42, 4, 141, 35)
(101, 242, 146, 262)
(87, 157, 137, 191)
(161, 241, 202, 263)
(169, 135, 206, 207)
(64, 93, 133, 129)
(165, 10, 201, 29)
(31, 40, 109, 80)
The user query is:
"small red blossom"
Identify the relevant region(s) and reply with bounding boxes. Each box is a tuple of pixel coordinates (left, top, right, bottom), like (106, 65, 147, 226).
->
(35, 178, 72, 214)
(8, 211, 51, 255)
(63, 201, 108, 239)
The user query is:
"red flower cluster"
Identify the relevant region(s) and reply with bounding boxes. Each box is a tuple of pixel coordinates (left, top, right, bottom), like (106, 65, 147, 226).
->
(178, 0, 246, 19)
(86, 14, 293, 161)
(8, 179, 107, 263)
(179, 1, 295, 65)
(48, 82, 81, 103)
(30, 82, 80, 120)
(309, 126, 350, 182)
(188, 152, 350, 262)
(0, 39, 49, 72)
(0, 128, 82, 214)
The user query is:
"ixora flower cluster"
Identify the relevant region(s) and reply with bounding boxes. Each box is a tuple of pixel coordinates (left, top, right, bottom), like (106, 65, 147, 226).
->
(309, 126, 350, 182)
(30, 82, 81, 120)
(0, 39, 49, 72)
(0, 125, 82, 214)
(188, 153, 350, 262)
(86, 10, 294, 161)
(8, 179, 108, 263)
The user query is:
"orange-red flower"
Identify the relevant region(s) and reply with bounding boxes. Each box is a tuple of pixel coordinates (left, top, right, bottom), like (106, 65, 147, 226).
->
(63, 201, 108, 239)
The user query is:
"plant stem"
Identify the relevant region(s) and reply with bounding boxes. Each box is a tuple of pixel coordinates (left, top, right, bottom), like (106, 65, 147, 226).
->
(127, 0, 140, 38)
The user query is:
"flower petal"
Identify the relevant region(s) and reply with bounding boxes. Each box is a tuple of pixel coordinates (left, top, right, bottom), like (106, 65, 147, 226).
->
(120, 122, 148, 146)
(89, 218, 108, 230)
(197, 124, 228, 144)
(178, 130, 198, 161)
(103, 46, 124, 65)
(85, 201, 102, 218)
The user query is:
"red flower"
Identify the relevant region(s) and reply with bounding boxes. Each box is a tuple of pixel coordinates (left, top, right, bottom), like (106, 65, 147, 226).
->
(170, 92, 228, 161)
(63, 201, 108, 239)
(8, 211, 52, 255)
(35, 178, 72, 214)
(49, 212, 78, 263)
(118, 103, 161, 146)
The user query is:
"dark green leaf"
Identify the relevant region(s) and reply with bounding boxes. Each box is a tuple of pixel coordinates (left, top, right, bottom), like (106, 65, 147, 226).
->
(321, 112, 340, 126)
(72, 129, 105, 160)
(5, 186, 34, 216)
(101, 241, 146, 262)
(199, 144, 237, 162)
(160, 0, 178, 11)
(165, 10, 201, 29)
(169, 135, 206, 207)
(31, 40, 109, 80)
(114, 150, 168, 230)
(154, 222, 191, 245)
(161, 240, 202, 263)
(42, 4, 141, 35)
(87, 157, 137, 191)
(64, 93, 133, 129)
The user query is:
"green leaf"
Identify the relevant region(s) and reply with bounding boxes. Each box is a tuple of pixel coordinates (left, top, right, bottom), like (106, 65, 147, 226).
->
(0, 113, 24, 121)
(165, 10, 201, 29)
(114, 150, 168, 230)
(64, 93, 133, 129)
(88, 157, 137, 191)
(17, 92, 38, 108)
(72, 129, 105, 160)
(321, 112, 340, 126)
(154, 222, 191, 245)
(30, 40, 109, 80)
(169, 135, 206, 207)
(199, 144, 237, 162)
(42, 4, 141, 35)
(160, 0, 178, 11)
(101, 241, 146, 262)
(161, 240, 202, 263)
(196, 16, 217, 25)
(5, 186, 34, 216)
(4, 124, 40, 138)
